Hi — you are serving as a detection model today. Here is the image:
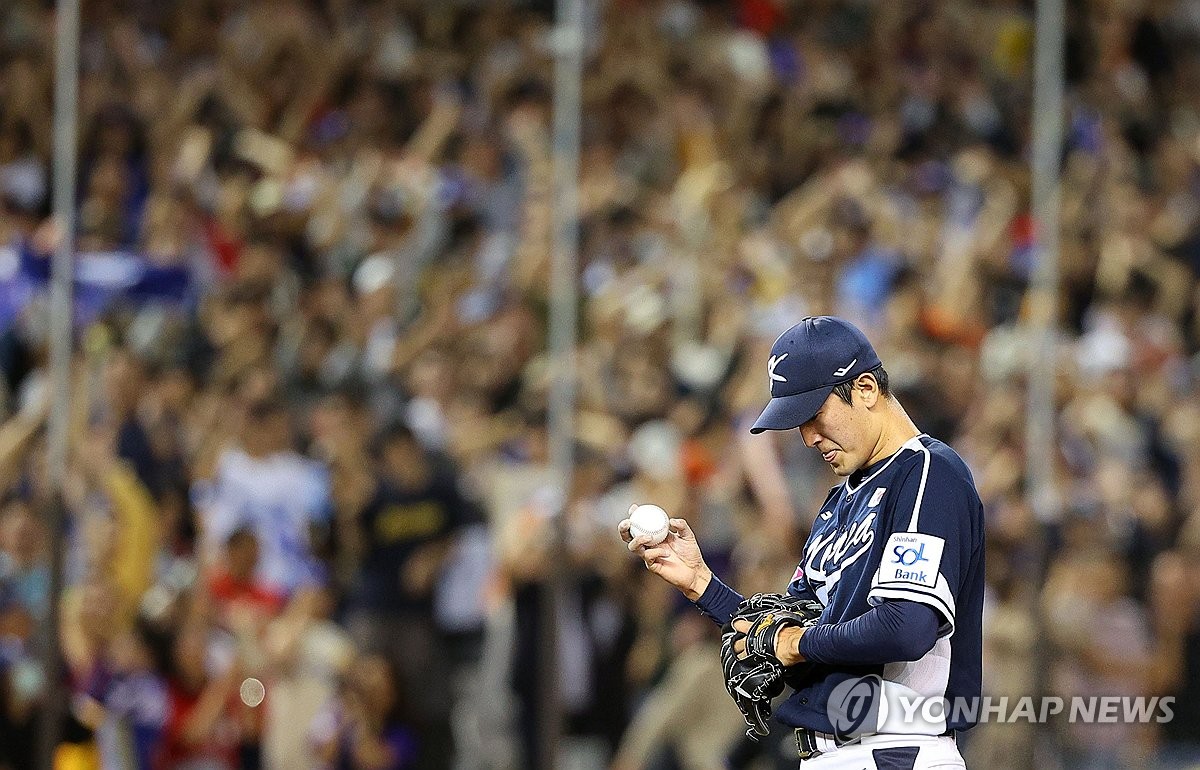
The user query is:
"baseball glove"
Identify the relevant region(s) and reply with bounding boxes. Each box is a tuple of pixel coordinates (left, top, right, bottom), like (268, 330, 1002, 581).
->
(721, 593, 823, 740)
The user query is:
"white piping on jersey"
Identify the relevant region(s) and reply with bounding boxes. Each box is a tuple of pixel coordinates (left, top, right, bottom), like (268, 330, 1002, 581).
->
(907, 440, 933, 532)
(868, 583, 956, 636)
(843, 433, 928, 496)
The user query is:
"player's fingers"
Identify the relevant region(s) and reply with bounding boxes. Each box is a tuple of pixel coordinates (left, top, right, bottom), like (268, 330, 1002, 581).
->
(617, 519, 633, 543)
(732, 618, 751, 633)
(628, 503, 639, 517)
(668, 518, 693, 539)
(734, 637, 746, 657)
(641, 545, 673, 563)
(627, 532, 653, 552)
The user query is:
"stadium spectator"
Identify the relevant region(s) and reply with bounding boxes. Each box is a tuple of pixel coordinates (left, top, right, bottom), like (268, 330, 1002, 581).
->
(340, 421, 470, 767)
(0, 497, 47, 625)
(261, 586, 355, 770)
(194, 395, 331, 595)
(309, 654, 419, 770)
(157, 620, 243, 770)
(205, 527, 285, 635)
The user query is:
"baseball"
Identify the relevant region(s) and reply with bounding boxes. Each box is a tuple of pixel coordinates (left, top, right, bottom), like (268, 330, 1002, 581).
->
(629, 504, 671, 545)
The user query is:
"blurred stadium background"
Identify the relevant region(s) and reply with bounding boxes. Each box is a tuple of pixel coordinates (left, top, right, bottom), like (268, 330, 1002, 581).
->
(0, 0, 1198, 768)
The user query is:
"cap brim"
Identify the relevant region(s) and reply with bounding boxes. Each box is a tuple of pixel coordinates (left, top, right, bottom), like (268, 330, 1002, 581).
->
(749, 386, 834, 434)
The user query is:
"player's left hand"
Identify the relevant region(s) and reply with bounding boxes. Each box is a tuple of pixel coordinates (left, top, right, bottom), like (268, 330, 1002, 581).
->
(731, 618, 807, 667)
(721, 593, 822, 740)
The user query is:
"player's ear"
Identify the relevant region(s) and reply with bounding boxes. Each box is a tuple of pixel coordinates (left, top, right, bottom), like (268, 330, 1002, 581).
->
(856, 373, 880, 408)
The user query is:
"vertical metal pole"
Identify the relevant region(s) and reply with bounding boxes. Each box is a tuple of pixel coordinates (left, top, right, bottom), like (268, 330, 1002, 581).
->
(541, 0, 583, 767)
(40, 1, 80, 767)
(48, 0, 80, 507)
(549, 0, 582, 493)
(1027, 0, 1065, 764)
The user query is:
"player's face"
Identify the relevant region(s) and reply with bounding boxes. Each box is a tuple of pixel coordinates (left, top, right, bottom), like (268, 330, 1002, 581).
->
(797, 390, 876, 476)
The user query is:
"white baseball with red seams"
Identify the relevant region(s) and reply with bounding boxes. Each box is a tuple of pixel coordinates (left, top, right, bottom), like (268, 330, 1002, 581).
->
(629, 504, 670, 545)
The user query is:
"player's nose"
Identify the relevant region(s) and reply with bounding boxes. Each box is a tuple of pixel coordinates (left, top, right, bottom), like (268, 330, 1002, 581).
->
(798, 421, 821, 447)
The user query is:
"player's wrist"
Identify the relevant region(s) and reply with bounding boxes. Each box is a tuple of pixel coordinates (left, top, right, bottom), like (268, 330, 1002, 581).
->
(776, 626, 807, 667)
(683, 565, 713, 602)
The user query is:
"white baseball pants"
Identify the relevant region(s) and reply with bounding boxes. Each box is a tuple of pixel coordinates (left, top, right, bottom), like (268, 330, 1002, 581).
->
(799, 734, 965, 769)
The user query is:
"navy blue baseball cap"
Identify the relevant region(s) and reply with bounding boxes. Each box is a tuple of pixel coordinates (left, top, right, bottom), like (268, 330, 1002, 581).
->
(750, 316, 883, 434)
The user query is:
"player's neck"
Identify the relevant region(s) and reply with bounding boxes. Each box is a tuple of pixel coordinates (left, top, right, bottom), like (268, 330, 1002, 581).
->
(865, 401, 921, 466)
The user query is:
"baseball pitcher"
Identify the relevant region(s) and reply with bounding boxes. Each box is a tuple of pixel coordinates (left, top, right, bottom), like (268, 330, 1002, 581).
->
(621, 317, 984, 768)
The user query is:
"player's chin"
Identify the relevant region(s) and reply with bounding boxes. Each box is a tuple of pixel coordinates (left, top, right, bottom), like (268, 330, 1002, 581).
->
(828, 459, 854, 476)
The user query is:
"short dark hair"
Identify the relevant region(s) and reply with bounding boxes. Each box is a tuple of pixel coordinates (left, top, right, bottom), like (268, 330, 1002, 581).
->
(831, 365, 889, 405)
(246, 397, 286, 421)
(372, 420, 417, 454)
(226, 525, 257, 547)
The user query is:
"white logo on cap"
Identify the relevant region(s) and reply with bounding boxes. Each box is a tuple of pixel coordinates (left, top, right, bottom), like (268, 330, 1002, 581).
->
(768, 353, 788, 383)
(833, 358, 857, 377)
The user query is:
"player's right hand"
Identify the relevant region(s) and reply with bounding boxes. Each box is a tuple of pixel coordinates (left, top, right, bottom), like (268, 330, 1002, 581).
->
(619, 505, 713, 601)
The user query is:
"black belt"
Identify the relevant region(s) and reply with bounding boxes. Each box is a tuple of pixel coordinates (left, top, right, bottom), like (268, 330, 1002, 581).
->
(794, 729, 851, 760)
(794, 728, 955, 761)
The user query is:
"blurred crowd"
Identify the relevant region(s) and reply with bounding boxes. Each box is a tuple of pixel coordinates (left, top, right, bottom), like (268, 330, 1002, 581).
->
(2, 0, 1200, 768)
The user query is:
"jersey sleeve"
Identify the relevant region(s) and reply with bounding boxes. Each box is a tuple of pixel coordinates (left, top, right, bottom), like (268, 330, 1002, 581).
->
(866, 451, 981, 637)
(692, 574, 744, 626)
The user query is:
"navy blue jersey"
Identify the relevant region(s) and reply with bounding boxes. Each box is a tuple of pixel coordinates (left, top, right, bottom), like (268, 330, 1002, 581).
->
(696, 431, 984, 729)
(775, 434, 985, 733)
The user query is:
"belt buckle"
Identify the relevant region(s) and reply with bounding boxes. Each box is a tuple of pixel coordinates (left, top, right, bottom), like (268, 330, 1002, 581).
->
(794, 729, 822, 761)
